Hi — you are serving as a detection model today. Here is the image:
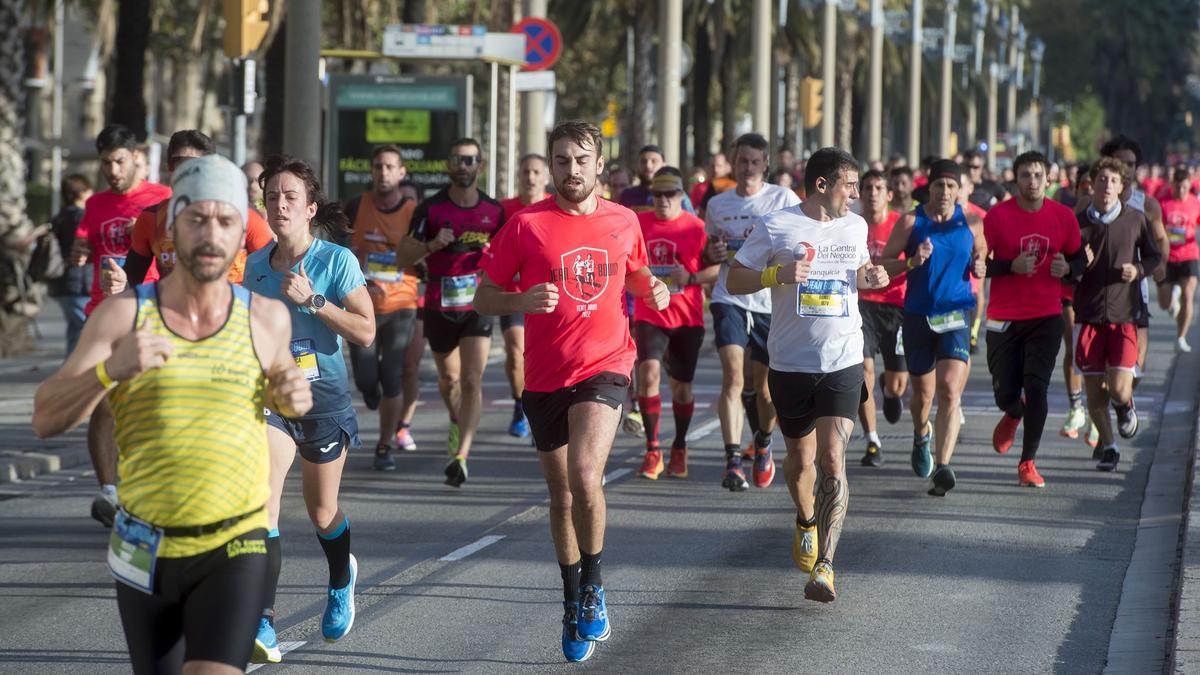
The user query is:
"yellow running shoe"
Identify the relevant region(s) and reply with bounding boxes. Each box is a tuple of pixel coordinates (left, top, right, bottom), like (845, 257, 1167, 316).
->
(804, 559, 837, 603)
(791, 521, 819, 573)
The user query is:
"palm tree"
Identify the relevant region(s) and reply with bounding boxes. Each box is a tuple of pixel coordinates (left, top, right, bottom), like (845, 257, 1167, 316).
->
(0, 0, 36, 356)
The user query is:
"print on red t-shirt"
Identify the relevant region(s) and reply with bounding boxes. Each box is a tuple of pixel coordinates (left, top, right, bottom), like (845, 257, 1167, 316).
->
(76, 181, 172, 315)
(482, 198, 648, 393)
(1162, 196, 1200, 263)
(859, 210, 906, 307)
(634, 210, 707, 328)
(983, 198, 1081, 321)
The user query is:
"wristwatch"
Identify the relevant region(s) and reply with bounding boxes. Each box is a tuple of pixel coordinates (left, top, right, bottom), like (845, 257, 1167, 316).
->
(305, 293, 327, 314)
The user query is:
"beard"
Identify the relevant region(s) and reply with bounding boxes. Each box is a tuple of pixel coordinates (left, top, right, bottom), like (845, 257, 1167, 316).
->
(555, 175, 594, 204)
(178, 244, 235, 283)
(451, 171, 477, 188)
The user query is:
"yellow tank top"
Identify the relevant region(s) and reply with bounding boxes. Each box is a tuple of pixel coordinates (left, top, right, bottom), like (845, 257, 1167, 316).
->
(109, 282, 269, 558)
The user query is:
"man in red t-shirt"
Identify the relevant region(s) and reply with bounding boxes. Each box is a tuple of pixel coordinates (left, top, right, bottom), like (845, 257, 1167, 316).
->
(497, 153, 552, 438)
(475, 120, 668, 662)
(632, 169, 718, 481)
(69, 124, 171, 530)
(1156, 166, 1200, 352)
(984, 151, 1082, 487)
(856, 170, 908, 468)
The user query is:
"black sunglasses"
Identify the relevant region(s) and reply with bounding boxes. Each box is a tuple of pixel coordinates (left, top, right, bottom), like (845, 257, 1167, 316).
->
(652, 190, 681, 198)
(450, 155, 481, 167)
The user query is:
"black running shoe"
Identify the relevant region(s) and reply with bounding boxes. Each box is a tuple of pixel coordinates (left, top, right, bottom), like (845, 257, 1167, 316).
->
(721, 461, 749, 492)
(1097, 447, 1120, 472)
(860, 441, 883, 467)
(373, 444, 396, 471)
(880, 374, 902, 424)
(1115, 401, 1139, 439)
(927, 464, 957, 496)
(444, 457, 468, 487)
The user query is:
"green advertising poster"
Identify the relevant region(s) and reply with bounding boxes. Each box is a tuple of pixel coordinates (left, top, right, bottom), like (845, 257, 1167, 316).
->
(365, 109, 432, 144)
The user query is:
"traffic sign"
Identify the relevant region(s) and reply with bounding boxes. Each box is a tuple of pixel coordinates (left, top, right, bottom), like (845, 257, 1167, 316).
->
(511, 17, 562, 72)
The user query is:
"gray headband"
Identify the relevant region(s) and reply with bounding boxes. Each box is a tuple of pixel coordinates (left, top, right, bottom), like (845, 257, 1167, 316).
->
(168, 154, 249, 227)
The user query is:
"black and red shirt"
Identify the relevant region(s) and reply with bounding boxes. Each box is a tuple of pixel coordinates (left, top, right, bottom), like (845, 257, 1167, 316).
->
(409, 188, 506, 312)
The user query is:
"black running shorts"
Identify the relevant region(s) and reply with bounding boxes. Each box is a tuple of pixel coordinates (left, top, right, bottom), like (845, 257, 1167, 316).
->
(633, 321, 705, 383)
(767, 364, 867, 439)
(522, 372, 630, 452)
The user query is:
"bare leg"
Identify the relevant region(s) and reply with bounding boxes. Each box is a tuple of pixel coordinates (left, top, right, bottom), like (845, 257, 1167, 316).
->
(565, 402, 622, 554)
(859, 357, 878, 436)
(753, 359, 776, 436)
(909, 371, 936, 436)
(265, 426, 297, 531)
(814, 417, 851, 562)
(452, 336, 491, 460)
(717, 345, 746, 446)
(884, 369, 909, 399)
(1085, 375, 1114, 447)
(1180, 277, 1198, 339)
(538, 446, 578, 564)
(1062, 306, 1082, 398)
(782, 432, 817, 522)
(300, 449, 348, 533)
(432, 347, 462, 422)
(399, 318, 424, 426)
(503, 326, 525, 399)
(933, 359, 969, 465)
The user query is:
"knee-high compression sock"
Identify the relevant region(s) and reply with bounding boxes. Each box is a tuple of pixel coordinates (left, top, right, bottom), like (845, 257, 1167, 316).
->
(638, 395, 661, 447)
(317, 517, 352, 589)
(264, 528, 281, 620)
(741, 390, 760, 438)
(672, 400, 695, 449)
(559, 561, 582, 604)
(580, 550, 603, 588)
(1021, 386, 1050, 462)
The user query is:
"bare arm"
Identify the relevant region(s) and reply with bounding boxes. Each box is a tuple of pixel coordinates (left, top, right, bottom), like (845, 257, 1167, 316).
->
(626, 266, 670, 310)
(1146, 197, 1169, 279)
(396, 227, 455, 269)
(473, 271, 558, 316)
(726, 260, 767, 295)
(251, 296, 313, 418)
(968, 212, 988, 278)
(315, 285, 376, 347)
(878, 213, 916, 276)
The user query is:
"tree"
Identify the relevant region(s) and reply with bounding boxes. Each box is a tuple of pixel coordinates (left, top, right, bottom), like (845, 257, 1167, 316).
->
(0, 0, 35, 355)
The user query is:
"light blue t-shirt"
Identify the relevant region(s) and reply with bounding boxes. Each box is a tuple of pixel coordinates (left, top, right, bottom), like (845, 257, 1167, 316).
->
(244, 238, 366, 416)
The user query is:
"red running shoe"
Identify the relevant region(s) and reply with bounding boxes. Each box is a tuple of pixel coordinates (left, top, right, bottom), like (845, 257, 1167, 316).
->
(667, 447, 688, 478)
(752, 446, 775, 488)
(638, 449, 664, 480)
(1018, 459, 1046, 488)
(992, 414, 1021, 454)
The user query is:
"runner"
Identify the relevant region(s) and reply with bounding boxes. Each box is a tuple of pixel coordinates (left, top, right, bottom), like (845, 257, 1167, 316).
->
(1073, 158, 1161, 471)
(1060, 164, 1095, 444)
(498, 153, 553, 438)
(983, 151, 1082, 488)
(345, 144, 420, 470)
(957, 168, 989, 355)
(49, 174, 93, 357)
(726, 145, 889, 602)
(244, 160, 265, 216)
(395, 183, 428, 453)
(396, 138, 505, 487)
(888, 166, 915, 213)
(244, 155, 375, 662)
(856, 169, 908, 467)
(72, 124, 171, 528)
(964, 150, 1008, 211)
(33, 154, 312, 674)
(1156, 166, 1200, 353)
(619, 144, 696, 214)
(879, 159, 987, 496)
(705, 133, 801, 490)
(474, 120, 669, 662)
(633, 168, 718, 479)
(697, 151, 736, 216)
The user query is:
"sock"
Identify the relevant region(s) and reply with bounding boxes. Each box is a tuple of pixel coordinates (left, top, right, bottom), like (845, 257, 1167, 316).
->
(264, 528, 281, 619)
(724, 443, 741, 463)
(101, 483, 117, 499)
(741, 390, 761, 438)
(1113, 401, 1132, 415)
(638, 395, 662, 447)
(671, 400, 695, 449)
(754, 429, 772, 450)
(1069, 390, 1083, 409)
(512, 398, 524, 420)
(867, 431, 881, 446)
(559, 561, 582, 604)
(317, 517, 352, 589)
(399, 422, 411, 429)
(580, 550, 603, 588)
(796, 513, 816, 528)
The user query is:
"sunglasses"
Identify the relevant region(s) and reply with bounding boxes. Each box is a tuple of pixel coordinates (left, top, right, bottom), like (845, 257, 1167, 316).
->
(449, 155, 481, 167)
(652, 190, 681, 198)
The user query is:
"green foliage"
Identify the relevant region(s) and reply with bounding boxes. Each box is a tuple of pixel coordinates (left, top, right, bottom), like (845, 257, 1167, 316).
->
(1067, 91, 1106, 161)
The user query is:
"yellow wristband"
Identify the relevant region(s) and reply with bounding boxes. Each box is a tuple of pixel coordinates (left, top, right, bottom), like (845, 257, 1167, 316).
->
(759, 265, 781, 288)
(95, 360, 116, 389)
(906, 257, 918, 270)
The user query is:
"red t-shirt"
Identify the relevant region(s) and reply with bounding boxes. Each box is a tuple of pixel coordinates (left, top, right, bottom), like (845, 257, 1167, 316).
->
(76, 181, 172, 315)
(983, 198, 1081, 321)
(859, 210, 906, 307)
(966, 201, 988, 295)
(482, 198, 648, 392)
(500, 195, 549, 225)
(1162, 196, 1200, 262)
(634, 211, 707, 328)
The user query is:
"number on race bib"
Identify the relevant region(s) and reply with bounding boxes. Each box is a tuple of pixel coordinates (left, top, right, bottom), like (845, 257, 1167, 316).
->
(441, 274, 478, 309)
(796, 279, 850, 318)
(290, 338, 321, 382)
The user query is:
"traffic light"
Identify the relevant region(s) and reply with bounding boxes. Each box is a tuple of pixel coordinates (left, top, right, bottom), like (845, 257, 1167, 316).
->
(800, 77, 823, 130)
(223, 0, 270, 59)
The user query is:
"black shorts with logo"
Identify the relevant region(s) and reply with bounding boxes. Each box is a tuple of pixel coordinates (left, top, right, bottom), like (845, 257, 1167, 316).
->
(522, 372, 630, 452)
(1162, 260, 1200, 284)
(767, 364, 867, 439)
(860, 299, 907, 373)
(633, 321, 705, 383)
(424, 309, 494, 354)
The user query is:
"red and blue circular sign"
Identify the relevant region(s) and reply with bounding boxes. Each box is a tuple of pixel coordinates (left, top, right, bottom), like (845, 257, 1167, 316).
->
(511, 17, 562, 72)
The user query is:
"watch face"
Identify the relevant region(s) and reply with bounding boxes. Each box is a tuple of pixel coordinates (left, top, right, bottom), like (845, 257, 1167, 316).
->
(311, 294, 327, 309)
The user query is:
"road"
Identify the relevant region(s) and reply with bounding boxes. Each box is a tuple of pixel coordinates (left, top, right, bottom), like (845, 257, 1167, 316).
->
(0, 300, 1194, 673)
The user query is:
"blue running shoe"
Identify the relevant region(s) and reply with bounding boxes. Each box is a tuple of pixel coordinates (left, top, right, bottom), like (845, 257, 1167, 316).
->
(575, 584, 611, 642)
(509, 415, 530, 438)
(251, 616, 282, 663)
(322, 553, 357, 642)
(561, 601, 596, 662)
(911, 423, 933, 478)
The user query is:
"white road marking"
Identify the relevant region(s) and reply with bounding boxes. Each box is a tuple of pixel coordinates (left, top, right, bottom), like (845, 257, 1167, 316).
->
(439, 535, 505, 561)
(604, 467, 632, 484)
(685, 417, 722, 442)
(245, 641, 306, 672)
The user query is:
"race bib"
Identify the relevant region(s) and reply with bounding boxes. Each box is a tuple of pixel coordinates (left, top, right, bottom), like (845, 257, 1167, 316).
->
(796, 279, 849, 318)
(650, 265, 683, 295)
(1169, 226, 1189, 246)
(366, 251, 402, 283)
(927, 309, 967, 334)
(441, 274, 478, 309)
(986, 318, 1010, 333)
(108, 509, 162, 594)
(895, 326, 905, 356)
(725, 237, 746, 261)
(290, 338, 321, 381)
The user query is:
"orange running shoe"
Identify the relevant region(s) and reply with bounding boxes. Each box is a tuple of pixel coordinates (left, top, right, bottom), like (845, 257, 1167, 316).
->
(992, 414, 1021, 454)
(667, 447, 688, 478)
(1018, 459, 1046, 488)
(638, 449, 664, 480)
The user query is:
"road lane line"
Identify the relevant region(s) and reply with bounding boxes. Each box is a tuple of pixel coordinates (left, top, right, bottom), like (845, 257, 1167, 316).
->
(245, 641, 306, 672)
(439, 535, 505, 561)
(685, 417, 722, 442)
(604, 467, 632, 484)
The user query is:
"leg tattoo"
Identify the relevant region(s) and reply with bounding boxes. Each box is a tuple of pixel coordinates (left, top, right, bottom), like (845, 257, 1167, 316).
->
(816, 418, 851, 562)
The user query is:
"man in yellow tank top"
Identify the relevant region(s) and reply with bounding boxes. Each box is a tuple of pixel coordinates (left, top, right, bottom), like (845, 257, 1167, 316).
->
(32, 154, 312, 675)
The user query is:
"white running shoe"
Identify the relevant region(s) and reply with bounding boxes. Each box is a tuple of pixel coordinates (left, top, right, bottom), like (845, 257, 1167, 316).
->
(1178, 337, 1192, 353)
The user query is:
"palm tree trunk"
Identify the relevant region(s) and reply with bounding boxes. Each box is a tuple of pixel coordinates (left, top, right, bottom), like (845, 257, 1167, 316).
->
(0, 0, 36, 355)
(110, 0, 150, 137)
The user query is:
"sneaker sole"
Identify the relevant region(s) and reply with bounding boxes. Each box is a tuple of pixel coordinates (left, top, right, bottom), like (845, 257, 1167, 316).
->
(1019, 479, 1046, 488)
(722, 476, 749, 492)
(565, 639, 597, 663)
(324, 555, 357, 643)
(804, 579, 836, 603)
(251, 640, 282, 664)
(576, 621, 611, 643)
(1118, 416, 1139, 439)
(911, 449, 933, 478)
(1059, 428, 1080, 439)
(639, 470, 663, 480)
(667, 469, 688, 478)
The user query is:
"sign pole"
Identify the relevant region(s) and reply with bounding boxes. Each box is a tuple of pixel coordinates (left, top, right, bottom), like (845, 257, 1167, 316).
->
(489, 60, 499, 197)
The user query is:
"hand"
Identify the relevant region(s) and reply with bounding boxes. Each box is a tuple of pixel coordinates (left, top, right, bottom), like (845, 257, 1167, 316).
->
(914, 237, 934, 266)
(266, 361, 313, 418)
(1084, 244, 1095, 266)
(645, 275, 670, 310)
(668, 264, 690, 287)
(972, 254, 987, 279)
(1049, 252, 1070, 278)
(70, 238, 91, 267)
(778, 259, 812, 285)
(428, 227, 456, 253)
(863, 263, 889, 289)
(101, 257, 127, 296)
(281, 260, 315, 307)
(520, 282, 559, 314)
(1120, 263, 1140, 283)
(104, 316, 174, 382)
(705, 237, 728, 264)
(1011, 249, 1038, 275)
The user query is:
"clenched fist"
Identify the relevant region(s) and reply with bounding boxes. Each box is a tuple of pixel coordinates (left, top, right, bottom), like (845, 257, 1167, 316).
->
(428, 227, 456, 253)
(521, 282, 559, 314)
(105, 317, 174, 382)
(282, 261, 316, 307)
(863, 263, 889, 289)
(1049, 252, 1070, 278)
(778, 259, 813, 285)
(102, 257, 128, 296)
(644, 276, 670, 310)
(266, 361, 313, 418)
(1120, 263, 1140, 283)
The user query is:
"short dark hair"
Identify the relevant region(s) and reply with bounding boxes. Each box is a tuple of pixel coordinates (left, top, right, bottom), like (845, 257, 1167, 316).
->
(61, 173, 91, 205)
(804, 146, 859, 194)
(548, 120, 604, 159)
(889, 166, 914, 181)
(733, 132, 770, 161)
(1173, 165, 1191, 185)
(449, 137, 482, 156)
(166, 130, 215, 158)
(96, 124, 139, 154)
(1012, 151, 1048, 176)
(861, 169, 887, 187)
(654, 166, 683, 178)
(639, 144, 665, 158)
(1100, 134, 1143, 166)
(372, 144, 404, 164)
(519, 153, 547, 167)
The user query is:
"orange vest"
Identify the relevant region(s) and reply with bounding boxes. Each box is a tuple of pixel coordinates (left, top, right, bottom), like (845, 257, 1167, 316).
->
(350, 192, 420, 314)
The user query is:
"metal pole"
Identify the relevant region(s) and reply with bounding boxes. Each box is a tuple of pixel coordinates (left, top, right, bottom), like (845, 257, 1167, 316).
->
(50, 0, 64, 214)
(752, 0, 772, 142)
(907, 0, 923, 166)
(939, 1, 956, 157)
(488, 60, 498, 197)
(820, 0, 835, 147)
(658, 0, 683, 166)
(283, 0, 321, 166)
(507, 64, 517, 198)
(1005, 7, 1018, 134)
(521, 0, 548, 156)
(987, 60, 998, 172)
(966, 89, 977, 152)
(868, 0, 883, 161)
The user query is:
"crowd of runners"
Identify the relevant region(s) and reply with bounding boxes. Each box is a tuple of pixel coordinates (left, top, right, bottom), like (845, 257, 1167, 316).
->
(28, 116, 1196, 671)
